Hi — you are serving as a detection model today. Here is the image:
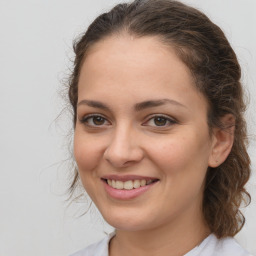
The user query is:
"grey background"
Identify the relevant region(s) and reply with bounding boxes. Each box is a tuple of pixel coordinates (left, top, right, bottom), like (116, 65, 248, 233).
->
(0, 0, 255, 255)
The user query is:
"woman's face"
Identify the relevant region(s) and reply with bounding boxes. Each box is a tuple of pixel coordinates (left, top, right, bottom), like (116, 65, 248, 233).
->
(74, 35, 215, 231)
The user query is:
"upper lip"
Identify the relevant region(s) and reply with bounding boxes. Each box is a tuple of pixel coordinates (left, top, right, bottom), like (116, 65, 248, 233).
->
(101, 175, 159, 182)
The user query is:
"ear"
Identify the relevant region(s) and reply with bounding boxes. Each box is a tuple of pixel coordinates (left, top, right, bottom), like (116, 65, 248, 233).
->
(208, 114, 235, 168)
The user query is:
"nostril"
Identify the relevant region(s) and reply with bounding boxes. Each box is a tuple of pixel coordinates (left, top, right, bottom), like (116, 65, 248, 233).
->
(103, 138, 144, 168)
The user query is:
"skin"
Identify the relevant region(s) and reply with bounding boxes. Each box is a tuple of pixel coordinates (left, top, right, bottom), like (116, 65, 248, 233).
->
(74, 34, 234, 256)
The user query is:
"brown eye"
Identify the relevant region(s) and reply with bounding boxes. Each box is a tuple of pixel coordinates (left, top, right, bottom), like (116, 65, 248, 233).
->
(80, 115, 110, 127)
(142, 115, 176, 128)
(92, 116, 105, 125)
(154, 117, 168, 126)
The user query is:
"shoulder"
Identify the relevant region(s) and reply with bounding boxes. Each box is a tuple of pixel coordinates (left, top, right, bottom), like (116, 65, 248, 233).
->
(186, 234, 253, 256)
(69, 232, 115, 256)
(213, 236, 253, 256)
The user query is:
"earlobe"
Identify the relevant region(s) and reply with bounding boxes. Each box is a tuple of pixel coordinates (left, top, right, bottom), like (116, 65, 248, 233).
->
(208, 114, 235, 168)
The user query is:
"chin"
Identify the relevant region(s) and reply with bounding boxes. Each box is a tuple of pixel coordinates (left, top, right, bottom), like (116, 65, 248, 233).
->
(101, 210, 156, 232)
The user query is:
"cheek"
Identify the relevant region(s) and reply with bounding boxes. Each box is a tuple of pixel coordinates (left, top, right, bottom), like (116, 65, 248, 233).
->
(73, 132, 105, 201)
(146, 131, 211, 176)
(73, 132, 103, 175)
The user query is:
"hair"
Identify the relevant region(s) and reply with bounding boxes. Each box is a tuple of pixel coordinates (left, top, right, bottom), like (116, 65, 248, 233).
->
(67, 0, 251, 238)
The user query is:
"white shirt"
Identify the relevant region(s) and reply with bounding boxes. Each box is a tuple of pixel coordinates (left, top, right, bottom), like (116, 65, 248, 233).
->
(70, 232, 253, 256)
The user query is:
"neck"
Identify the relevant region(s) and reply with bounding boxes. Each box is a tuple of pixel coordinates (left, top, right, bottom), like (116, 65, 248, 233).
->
(109, 207, 210, 256)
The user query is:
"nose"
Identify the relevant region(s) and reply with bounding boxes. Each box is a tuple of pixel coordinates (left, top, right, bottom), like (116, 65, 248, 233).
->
(103, 125, 144, 168)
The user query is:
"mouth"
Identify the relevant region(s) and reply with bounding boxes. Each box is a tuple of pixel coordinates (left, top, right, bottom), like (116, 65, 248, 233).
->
(102, 178, 158, 190)
(101, 175, 159, 200)
(100, 174, 160, 200)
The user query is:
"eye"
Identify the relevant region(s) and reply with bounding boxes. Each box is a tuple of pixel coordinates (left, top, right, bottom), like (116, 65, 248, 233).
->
(143, 115, 176, 127)
(80, 114, 110, 127)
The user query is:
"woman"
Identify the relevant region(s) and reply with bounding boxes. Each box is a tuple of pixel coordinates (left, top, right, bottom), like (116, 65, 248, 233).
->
(68, 0, 252, 255)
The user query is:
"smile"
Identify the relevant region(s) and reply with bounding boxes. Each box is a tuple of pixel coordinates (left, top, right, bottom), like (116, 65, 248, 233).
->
(101, 176, 159, 200)
(106, 179, 155, 190)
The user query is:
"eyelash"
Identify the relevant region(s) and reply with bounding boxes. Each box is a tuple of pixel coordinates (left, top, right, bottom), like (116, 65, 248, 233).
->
(143, 115, 177, 128)
(79, 114, 177, 128)
(79, 114, 110, 127)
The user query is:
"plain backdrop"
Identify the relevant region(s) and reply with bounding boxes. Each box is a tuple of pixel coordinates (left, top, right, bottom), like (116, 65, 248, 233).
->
(0, 0, 255, 255)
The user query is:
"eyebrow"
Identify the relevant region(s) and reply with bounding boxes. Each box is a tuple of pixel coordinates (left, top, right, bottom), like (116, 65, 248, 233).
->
(77, 99, 110, 110)
(134, 99, 187, 111)
(77, 98, 186, 111)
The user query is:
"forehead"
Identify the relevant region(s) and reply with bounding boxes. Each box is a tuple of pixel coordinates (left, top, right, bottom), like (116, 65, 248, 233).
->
(84, 34, 186, 76)
(78, 34, 207, 113)
(79, 34, 192, 88)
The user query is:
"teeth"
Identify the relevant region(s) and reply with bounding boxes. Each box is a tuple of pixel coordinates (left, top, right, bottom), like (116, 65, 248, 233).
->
(141, 179, 146, 186)
(116, 180, 124, 189)
(106, 179, 155, 190)
(146, 179, 153, 185)
(133, 180, 141, 189)
(124, 180, 133, 190)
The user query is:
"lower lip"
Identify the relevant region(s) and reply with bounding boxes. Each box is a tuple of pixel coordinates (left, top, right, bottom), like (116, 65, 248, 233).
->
(102, 180, 158, 200)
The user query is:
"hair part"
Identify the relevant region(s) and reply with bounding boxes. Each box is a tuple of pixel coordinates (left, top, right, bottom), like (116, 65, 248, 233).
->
(68, 0, 251, 238)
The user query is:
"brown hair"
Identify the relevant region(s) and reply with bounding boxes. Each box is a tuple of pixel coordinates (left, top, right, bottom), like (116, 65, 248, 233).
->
(68, 0, 251, 238)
